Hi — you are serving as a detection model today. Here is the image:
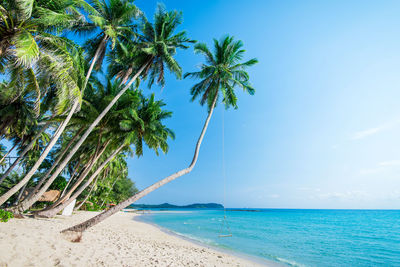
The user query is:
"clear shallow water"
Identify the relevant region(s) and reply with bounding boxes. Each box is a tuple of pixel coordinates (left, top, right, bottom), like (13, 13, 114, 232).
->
(138, 209, 400, 266)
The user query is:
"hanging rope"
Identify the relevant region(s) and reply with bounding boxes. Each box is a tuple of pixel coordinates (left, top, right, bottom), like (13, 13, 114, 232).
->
(219, 108, 232, 237)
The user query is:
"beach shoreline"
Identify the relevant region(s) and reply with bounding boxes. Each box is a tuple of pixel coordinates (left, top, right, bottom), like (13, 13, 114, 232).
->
(133, 211, 282, 267)
(0, 211, 271, 266)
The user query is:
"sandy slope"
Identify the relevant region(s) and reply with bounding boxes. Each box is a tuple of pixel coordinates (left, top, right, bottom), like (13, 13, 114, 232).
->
(0, 211, 267, 267)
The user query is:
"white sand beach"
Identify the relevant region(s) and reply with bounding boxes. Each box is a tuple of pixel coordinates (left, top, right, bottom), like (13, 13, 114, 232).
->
(0, 211, 266, 267)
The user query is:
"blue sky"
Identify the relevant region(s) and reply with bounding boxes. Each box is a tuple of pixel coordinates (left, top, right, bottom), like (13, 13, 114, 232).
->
(4, 0, 400, 209)
(129, 0, 400, 209)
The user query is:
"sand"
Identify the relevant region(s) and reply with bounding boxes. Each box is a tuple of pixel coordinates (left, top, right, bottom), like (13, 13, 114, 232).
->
(0, 211, 267, 267)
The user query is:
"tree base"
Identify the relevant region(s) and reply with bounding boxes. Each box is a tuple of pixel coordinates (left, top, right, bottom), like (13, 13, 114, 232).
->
(61, 230, 82, 243)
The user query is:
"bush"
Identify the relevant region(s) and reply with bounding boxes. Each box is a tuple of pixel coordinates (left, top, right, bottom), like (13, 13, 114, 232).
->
(0, 209, 13, 222)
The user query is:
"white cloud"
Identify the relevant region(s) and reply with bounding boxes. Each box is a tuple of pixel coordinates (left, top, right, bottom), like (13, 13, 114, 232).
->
(378, 160, 400, 166)
(317, 190, 369, 200)
(351, 119, 400, 140)
(352, 127, 382, 140)
(359, 167, 384, 175)
(359, 159, 400, 175)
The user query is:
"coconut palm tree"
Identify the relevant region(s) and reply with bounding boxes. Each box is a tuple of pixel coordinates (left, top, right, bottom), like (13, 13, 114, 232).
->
(37, 90, 174, 217)
(62, 35, 257, 233)
(0, 0, 140, 206)
(0, 42, 85, 206)
(37, 5, 194, 214)
(15, 77, 136, 212)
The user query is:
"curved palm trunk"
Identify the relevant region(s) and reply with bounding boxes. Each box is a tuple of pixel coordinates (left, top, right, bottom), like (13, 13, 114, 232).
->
(60, 157, 84, 198)
(0, 120, 53, 184)
(74, 174, 100, 211)
(14, 127, 85, 212)
(0, 37, 108, 207)
(0, 117, 71, 206)
(62, 93, 218, 233)
(48, 141, 110, 209)
(13, 182, 28, 206)
(15, 140, 110, 213)
(27, 127, 84, 196)
(0, 142, 18, 165)
(37, 62, 149, 212)
(37, 144, 125, 218)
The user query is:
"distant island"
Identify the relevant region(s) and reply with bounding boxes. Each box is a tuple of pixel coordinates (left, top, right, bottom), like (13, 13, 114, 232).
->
(128, 203, 224, 209)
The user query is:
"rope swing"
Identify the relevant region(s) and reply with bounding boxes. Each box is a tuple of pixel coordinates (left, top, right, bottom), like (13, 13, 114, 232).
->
(218, 108, 232, 238)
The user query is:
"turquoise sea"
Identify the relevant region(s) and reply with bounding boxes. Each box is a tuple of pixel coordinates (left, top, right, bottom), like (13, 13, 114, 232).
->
(138, 209, 400, 266)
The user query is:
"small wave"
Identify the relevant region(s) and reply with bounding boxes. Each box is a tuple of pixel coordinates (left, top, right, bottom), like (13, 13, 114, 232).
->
(275, 257, 307, 267)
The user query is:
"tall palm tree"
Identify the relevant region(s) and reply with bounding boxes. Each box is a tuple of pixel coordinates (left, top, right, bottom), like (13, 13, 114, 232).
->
(62, 35, 257, 233)
(17, 78, 133, 212)
(0, 0, 140, 203)
(37, 90, 174, 217)
(0, 42, 85, 206)
(37, 5, 194, 214)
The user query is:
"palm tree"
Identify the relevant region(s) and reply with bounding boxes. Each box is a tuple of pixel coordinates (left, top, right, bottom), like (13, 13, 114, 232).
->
(0, 0, 140, 201)
(62, 35, 257, 233)
(17, 78, 133, 212)
(0, 120, 53, 184)
(37, 5, 194, 214)
(37, 90, 174, 217)
(0, 43, 85, 206)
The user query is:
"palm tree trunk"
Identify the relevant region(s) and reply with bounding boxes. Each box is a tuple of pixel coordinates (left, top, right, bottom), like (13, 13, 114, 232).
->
(100, 176, 119, 208)
(49, 141, 110, 209)
(37, 144, 125, 218)
(13, 182, 28, 206)
(0, 120, 53, 184)
(0, 36, 109, 207)
(74, 174, 100, 211)
(60, 157, 83, 198)
(0, 142, 18, 165)
(62, 93, 219, 233)
(14, 127, 85, 211)
(16, 140, 110, 213)
(28, 126, 84, 196)
(37, 61, 150, 212)
(0, 118, 70, 206)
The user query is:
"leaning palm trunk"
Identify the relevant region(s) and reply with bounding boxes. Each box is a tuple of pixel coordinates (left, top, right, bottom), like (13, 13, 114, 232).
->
(74, 174, 100, 211)
(0, 37, 108, 207)
(14, 128, 85, 212)
(47, 141, 110, 210)
(37, 144, 125, 218)
(0, 142, 18, 165)
(0, 120, 53, 184)
(37, 62, 149, 213)
(25, 127, 84, 201)
(0, 117, 72, 206)
(15, 140, 110, 213)
(13, 183, 28, 206)
(60, 157, 84, 198)
(62, 93, 218, 233)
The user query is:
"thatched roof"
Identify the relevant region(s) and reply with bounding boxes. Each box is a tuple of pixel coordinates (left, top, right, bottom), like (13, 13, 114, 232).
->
(20, 188, 61, 202)
(38, 190, 60, 202)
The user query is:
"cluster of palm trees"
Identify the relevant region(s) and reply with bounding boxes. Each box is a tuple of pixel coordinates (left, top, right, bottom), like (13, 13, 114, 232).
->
(0, 0, 257, 232)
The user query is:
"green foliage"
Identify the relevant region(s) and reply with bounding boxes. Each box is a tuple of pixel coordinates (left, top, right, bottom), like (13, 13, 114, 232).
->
(109, 177, 138, 203)
(185, 35, 258, 110)
(49, 176, 67, 191)
(0, 0, 255, 216)
(83, 202, 103, 211)
(0, 209, 13, 222)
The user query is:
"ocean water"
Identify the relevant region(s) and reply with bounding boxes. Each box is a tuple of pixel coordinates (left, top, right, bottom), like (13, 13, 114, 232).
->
(138, 209, 400, 266)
